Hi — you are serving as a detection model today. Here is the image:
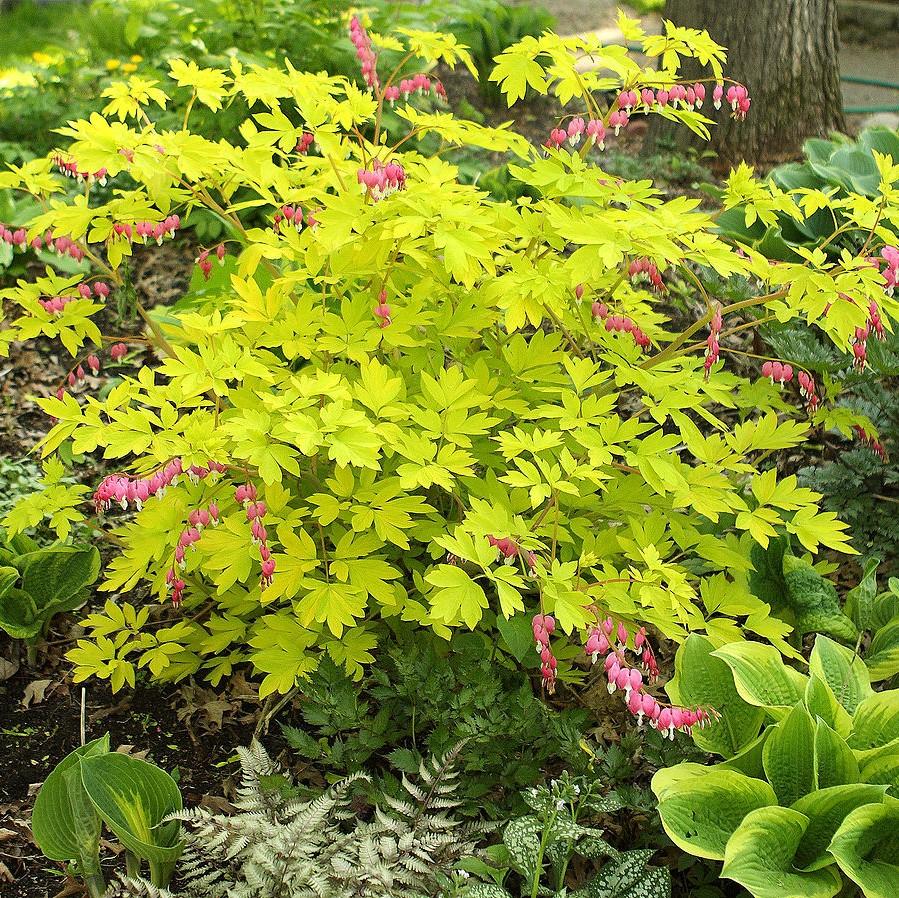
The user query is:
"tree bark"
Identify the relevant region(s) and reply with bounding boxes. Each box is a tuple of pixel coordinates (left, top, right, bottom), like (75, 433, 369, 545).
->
(645, 0, 846, 167)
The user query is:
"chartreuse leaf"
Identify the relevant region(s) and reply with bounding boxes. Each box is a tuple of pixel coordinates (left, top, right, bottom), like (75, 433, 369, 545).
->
(0, 566, 19, 598)
(721, 807, 842, 898)
(808, 636, 872, 715)
(666, 635, 764, 758)
(814, 719, 859, 789)
(865, 618, 899, 681)
(848, 691, 899, 750)
(652, 766, 777, 860)
(80, 752, 182, 872)
(762, 704, 816, 806)
(828, 801, 899, 898)
(32, 735, 110, 864)
(856, 739, 899, 789)
(426, 565, 488, 629)
(712, 641, 807, 711)
(805, 675, 852, 738)
(718, 730, 770, 780)
(791, 785, 887, 871)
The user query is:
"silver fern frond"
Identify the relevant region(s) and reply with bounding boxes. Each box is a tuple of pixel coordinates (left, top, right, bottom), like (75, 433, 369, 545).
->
(161, 740, 481, 898)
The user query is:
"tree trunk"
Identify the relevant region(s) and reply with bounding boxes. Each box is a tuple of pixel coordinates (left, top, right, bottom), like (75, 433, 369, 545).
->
(646, 0, 846, 167)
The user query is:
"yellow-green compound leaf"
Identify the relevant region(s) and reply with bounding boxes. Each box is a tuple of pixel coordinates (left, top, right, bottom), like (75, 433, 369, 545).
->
(425, 565, 488, 630)
(712, 641, 808, 711)
(814, 718, 860, 790)
(828, 802, 899, 898)
(653, 766, 776, 860)
(32, 735, 109, 863)
(721, 807, 842, 898)
(81, 752, 182, 867)
(762, 704, 817, 806)
(848, 691, 899, 751)
(791, 785, 888, 871)
(809, 636, 873, 715)
(666, 634, 765, 759)
(295, 580, 367, 638)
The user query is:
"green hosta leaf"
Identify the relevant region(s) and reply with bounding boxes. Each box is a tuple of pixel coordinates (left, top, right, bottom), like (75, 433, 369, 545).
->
(666, 635, 765, 758)
(809, 636, 872, 716)
(805, 675, 852, 738)
(748, 535, 789, 610)
(719, 730, 770, 780)
(0, 585, 40, 638)
(762, 704, 816, 806)
(80, 752, 182, 866)
(828, 801, 899, 898)
(712, 641, 807, 711)
(653, 766, 777, 860)
(845, 556, 880, 631)
(32, 735, 110, 864)
(858, 125, 899, 160)
(865, 618, 899, 681)
(849, 691, 899, 750)
(503, 815, 541, 881)
(791, 785, 888, 871)
(0, 566, 18, 597)
(814, 718, 859, 789)
(783, 556, 857, 642)
(19, 545, 100, 616)
(870, 586, 899, 631)
(721, 807, 842, 898)
(856, 738, 899, 788)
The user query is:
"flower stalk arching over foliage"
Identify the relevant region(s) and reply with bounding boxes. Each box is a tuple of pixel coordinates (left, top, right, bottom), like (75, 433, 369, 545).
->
(0, 12, 897, 698)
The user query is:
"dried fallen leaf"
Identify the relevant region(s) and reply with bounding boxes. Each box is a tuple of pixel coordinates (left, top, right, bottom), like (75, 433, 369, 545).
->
(21, 678, 51, 709)
(199, 794, 237, 814)
(0, 861, 13, 883)
(0, 656, 18, 682)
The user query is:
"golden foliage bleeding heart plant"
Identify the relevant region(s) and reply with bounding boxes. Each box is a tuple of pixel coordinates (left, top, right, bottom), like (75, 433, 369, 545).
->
(1, 13, 897, 699)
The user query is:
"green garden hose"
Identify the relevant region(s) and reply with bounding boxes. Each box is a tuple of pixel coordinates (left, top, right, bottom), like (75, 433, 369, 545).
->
(841, 76, 899, 114)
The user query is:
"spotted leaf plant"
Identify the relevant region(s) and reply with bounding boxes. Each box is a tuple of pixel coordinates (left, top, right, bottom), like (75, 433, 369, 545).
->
(654, 634, 899, 898)
(0, 14, 895, 697)
(452, 772, 671, 898)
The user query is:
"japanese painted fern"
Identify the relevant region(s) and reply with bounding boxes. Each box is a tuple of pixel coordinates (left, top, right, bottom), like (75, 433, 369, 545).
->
(106, 740, 484, 898)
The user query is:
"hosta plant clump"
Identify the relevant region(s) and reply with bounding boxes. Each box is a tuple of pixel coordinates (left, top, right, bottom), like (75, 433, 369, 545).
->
(655, 634, 899, 898)
(0, 15, 897, 696)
